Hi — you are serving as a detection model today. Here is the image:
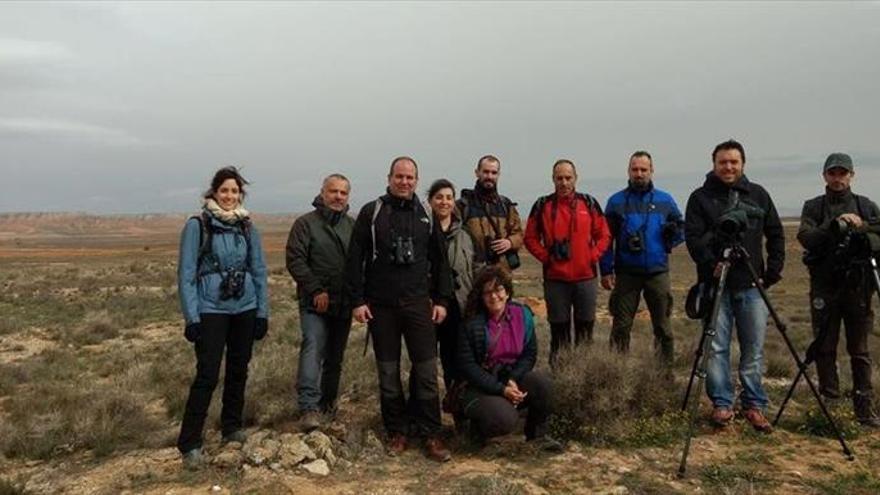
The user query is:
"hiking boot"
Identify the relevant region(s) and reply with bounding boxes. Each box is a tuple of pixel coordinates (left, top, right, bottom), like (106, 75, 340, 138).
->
(743, 408, 772, 433)
(386, 432, 408, 456)
(530, 435, 565, 453)
(711, 407, 734, 427)
(181, 448, 204, 470)
(300, 410, 322, 432)
(424, 436, 452, 462)
(222, 430, 247, 445)
(854, 392, 880, 428)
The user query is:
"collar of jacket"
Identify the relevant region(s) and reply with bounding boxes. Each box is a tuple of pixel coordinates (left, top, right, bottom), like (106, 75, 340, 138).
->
(312, 195, 347, 225)
(825, 186, 853, 204)
(473, 181, 501, 203)
(703, 171, 751, 194)
(381, 189, 418, 210)
(626, 180, 655, 194)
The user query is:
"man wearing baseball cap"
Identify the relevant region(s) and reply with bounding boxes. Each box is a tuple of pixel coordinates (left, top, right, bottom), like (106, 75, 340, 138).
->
(798, 152, 880, 427)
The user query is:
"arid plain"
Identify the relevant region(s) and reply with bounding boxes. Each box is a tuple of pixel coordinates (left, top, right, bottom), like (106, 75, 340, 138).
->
(1, 213, 879, 494)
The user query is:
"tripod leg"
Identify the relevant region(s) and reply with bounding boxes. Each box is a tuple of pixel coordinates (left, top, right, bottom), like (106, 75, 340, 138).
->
(772, 368, 803, 426)
(741, 255, 854, 460)
(678, 263, 729, 477)
(681, 323, 709, 412)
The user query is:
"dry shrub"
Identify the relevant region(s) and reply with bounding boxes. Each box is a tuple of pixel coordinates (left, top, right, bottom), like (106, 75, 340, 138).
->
(549, 342, 684, 446)
(0, 380, 164, 459)
(63, 310, 120, 346)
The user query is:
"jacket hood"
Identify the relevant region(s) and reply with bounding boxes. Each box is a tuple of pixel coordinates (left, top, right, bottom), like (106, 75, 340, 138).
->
(626, 180, 655, 194)
(703, 171, 751, 194)
(312, 195, 349, 224)
(381, 189, 419, 209)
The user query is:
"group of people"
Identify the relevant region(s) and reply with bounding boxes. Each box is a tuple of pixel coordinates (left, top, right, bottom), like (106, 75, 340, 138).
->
(174, 140, 880, 469)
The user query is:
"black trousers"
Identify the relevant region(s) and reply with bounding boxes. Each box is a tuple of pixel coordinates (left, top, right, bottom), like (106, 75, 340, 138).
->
(810, 284, 874, 397)
(436, 301, 462, 388)
(462, 370, 552, 439)
(370, 298, 441, 437)
(177, 310, 255, 453)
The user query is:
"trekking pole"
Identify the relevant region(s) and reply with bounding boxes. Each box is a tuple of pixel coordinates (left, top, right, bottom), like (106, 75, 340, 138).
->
(678, 256, 730, 477)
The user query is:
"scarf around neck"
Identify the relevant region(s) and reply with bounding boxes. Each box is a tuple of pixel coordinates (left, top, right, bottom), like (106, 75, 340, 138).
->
(203, 197, 250, 224)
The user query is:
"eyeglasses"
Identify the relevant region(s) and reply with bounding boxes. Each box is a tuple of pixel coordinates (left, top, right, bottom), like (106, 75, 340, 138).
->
(482, 285, 507, 298)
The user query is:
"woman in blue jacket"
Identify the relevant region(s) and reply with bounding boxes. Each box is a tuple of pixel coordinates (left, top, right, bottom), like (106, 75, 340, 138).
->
(176, 166, 269, 468)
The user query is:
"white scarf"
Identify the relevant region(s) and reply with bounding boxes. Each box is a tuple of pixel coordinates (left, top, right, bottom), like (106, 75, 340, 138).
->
(203, 198, 250, 224)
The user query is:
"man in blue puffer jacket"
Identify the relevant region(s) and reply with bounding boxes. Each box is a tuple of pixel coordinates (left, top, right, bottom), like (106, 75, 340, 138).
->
(600, 151, 684, 362)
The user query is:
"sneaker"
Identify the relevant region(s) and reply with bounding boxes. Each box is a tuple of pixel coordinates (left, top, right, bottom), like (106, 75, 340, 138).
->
(424, 436, 452, 462)
(222, 430, 247, 445)
(743, 408, 772, 433)
(386, 432, 408, 457)
(711, 407, 734, 427)
(300, 410, 322, 432)
(181, 448, 204, 470)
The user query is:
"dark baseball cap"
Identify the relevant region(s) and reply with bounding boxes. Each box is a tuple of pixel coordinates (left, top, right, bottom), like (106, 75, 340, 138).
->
(823, 153, 854, 173)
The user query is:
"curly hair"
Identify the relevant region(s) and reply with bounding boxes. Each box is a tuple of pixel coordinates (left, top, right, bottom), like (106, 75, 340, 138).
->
(464, 265, 514, 318)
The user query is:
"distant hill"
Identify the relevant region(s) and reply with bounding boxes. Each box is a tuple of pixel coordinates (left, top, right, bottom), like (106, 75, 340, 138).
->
(0, 212, 299, 240)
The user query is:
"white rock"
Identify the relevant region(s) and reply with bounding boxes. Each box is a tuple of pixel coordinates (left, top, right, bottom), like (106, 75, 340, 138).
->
(302, 459, 330, 476)
(211, 486, 222, 492)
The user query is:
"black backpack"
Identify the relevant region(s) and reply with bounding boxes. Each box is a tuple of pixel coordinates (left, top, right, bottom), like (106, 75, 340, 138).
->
(191, 211, 252, 277)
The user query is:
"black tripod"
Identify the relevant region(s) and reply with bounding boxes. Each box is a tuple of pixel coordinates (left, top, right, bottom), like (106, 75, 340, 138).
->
(677, 242, 854, 478)
(773, 254, 880, 431)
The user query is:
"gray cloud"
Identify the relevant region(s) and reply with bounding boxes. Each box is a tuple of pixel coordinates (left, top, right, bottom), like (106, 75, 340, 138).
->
(1, 2, 878, 214)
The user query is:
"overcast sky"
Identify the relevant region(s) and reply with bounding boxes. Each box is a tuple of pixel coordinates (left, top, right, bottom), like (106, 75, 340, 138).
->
(2, 1, 878, 215)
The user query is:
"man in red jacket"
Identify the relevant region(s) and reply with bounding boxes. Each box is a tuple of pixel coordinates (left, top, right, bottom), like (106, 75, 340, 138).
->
(525, 160, 612, 365)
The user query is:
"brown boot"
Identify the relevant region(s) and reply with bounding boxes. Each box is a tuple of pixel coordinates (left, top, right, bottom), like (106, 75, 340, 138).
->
(743, 408, 772, 433)
(424, 436, 452, 462)
(386, 432, 408, 456)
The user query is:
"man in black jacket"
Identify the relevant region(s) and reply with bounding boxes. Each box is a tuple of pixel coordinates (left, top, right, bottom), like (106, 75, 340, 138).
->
(286, 174, 355, 431)
(798, 153, 880, 427)
(685, 139, 785, 432)
(346, 156, 453, 462)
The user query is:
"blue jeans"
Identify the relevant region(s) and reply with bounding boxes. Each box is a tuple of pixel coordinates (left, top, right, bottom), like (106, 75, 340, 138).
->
(296, 309, 351, 412)
(706, 287, 769, 410)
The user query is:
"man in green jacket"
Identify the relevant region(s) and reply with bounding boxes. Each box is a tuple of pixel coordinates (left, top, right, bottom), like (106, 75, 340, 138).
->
(286, 174, 355, 431)
(798, 153, 880, 427)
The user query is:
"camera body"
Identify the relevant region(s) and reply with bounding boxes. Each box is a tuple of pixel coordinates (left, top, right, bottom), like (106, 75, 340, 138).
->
(219, 268, 246, 300)
(389, 236, 415, 265)
(483, 236, 501, 264)
(549, 239, 571, 261)
(625, 232, 644, 253)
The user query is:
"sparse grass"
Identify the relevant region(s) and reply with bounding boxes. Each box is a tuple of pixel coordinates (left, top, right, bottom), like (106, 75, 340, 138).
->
(452, 474, 527, 495)
(0, 478, 29, 495)
(699, 463, 775, 492)
(619, 472, 683, 495)
(797, 402, 861, 440)
(804, 471, 880, 495)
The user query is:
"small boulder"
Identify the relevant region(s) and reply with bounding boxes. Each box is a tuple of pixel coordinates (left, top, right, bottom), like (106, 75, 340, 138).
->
(301, 459, 330, 476)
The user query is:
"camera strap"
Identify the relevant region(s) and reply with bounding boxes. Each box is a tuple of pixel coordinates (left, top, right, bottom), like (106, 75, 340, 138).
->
(193, 212, 252, 280)
(549, 194, 577, 244)
(370, 197, 432, 262)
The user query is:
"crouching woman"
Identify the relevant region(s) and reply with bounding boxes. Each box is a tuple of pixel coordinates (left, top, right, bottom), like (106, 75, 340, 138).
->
(456, 266, 561, 450)
(176, 166, 269, 468)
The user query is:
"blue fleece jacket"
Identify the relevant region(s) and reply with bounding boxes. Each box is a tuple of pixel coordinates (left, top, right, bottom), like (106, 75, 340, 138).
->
(177, 213, 269, 325)
(600, 183, 684, 276)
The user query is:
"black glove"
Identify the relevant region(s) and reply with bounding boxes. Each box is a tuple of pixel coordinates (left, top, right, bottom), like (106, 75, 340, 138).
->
(763, 271, 782, 288)
(184, 323, 201, 343)
(254, 318, 268, 341)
